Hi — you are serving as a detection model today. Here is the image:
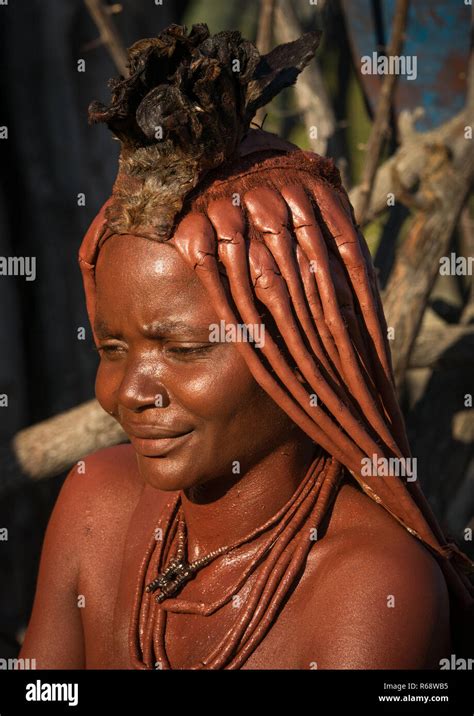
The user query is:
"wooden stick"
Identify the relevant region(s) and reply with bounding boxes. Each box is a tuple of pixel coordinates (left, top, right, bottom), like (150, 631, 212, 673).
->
(382, 147, 474, 388)
(12, 399, 127, 481)
(255, 0, 276, 127)
(84, 0, 128, 76)
(349, 108, 465, 226)
(459, 206, 474, 325)
(274, 0, 335, 156)
(410, 324, 474, 369)
(256, 0, 275, 54)
(353, 0, 410, 224)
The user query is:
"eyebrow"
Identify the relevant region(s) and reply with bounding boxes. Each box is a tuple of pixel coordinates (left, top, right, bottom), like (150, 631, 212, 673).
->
(94, 319, 120, 339)
(94, 318, 212, 339)
(143, 320, 212, 338)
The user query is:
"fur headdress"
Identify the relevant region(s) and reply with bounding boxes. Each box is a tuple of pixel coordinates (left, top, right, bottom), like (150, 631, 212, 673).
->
(88, 22, 321, 240)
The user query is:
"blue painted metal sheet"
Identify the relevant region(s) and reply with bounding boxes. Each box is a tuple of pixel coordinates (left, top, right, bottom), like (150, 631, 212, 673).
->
(340, 0, 470, 130)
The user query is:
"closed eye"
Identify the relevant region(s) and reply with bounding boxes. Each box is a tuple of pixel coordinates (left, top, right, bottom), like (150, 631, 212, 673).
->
(94, 342, 217, 360)
(166, 345, 214, 355)
(95, 343, 127, 357)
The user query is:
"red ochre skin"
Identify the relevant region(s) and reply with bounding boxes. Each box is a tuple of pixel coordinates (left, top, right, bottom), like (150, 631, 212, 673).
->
(19, 236, 451, 669)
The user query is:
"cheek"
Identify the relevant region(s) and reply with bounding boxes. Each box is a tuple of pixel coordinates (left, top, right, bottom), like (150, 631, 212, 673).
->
(181, 349, 258, 417)
(194, 348, 294, 444)
(95, 360, 121, 414)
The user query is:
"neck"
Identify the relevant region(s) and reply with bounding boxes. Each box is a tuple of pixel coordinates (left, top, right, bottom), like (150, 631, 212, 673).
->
(181, 437, 319, 560)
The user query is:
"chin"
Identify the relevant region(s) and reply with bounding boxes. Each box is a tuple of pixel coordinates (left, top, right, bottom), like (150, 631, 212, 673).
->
(135, 453, 203, 492)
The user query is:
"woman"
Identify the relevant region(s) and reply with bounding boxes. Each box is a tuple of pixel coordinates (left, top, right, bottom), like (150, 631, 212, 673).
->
(20, 23, 473, 669)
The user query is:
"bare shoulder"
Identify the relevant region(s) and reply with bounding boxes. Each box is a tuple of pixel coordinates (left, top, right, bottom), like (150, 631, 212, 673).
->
(303, 478, 451, 669)
(20, 444, 172, 667)
(20, 444, 147, 668)
(72, 444, 174, 549)
(44, 443, 148, 555)
(31, 443, 146, 584)
(63, 444, 160, 590)
(75, 443, 145, 498)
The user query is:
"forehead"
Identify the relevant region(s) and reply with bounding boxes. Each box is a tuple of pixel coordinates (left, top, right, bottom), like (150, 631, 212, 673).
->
(96, 233, 198, 284)
(94, 234, 214, 322)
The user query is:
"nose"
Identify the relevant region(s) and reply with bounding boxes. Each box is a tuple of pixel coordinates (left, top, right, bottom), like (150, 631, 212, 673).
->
(117, 360, 170, 413)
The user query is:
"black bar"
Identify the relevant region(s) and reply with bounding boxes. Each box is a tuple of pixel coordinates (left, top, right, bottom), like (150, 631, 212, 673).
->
(0, 668, 472, 714)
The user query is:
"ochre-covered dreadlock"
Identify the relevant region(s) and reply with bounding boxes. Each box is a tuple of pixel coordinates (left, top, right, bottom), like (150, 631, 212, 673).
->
(171, 149, 474, 630)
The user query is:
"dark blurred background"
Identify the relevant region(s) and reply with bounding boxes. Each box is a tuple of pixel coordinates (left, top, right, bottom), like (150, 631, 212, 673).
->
(0, 0, 472, 657)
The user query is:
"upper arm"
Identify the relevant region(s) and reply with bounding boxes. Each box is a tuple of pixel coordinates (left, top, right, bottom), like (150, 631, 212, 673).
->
(19, 462, 87, 669)
(308, 531, 451, 669)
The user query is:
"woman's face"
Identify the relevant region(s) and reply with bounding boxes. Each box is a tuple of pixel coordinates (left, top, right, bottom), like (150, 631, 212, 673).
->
(94, 234, 303, 491)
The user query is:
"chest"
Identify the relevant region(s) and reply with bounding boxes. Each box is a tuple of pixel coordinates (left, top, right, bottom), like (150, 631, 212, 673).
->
(80, 491, 327, 670)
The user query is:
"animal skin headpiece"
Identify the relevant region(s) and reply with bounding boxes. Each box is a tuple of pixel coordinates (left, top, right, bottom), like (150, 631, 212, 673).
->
(79, 23, 474, 650)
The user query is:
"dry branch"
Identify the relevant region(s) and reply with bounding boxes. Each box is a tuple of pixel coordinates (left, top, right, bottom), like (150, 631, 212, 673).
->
(256, 0, 275, 55)
(410, 324, 474, 368)
(352, 0, 410, 223)
(380, 44, 474, 388)
(274, 0, 335, 155)
(84, 0, 128, 76)
(12, 400, 126, 481)
(382, 137, 474, 387)
(255, 0, 276, 127)
(349, 109, 468, 225)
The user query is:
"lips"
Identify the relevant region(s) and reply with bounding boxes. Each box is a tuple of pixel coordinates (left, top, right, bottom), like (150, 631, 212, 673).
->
(124, 424, 194, 457)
